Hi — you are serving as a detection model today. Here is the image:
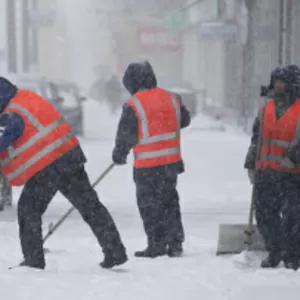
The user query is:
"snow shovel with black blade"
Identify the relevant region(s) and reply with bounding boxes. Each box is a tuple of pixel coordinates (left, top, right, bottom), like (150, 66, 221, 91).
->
(216, 103, 267, 256)
(9, 163, 115, 270)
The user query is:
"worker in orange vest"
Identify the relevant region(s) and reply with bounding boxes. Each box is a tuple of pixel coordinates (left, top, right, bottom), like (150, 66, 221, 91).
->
(112, 61, 191, 258)
(0, 77, 127, 269)
(245, 65, 300, 270)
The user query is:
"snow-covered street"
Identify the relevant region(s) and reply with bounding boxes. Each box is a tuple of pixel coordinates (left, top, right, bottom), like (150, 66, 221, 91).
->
(1, 115, 300, 300)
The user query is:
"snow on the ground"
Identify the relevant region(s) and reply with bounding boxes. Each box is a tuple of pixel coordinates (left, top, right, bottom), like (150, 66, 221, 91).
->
(1, 113, 300, 300)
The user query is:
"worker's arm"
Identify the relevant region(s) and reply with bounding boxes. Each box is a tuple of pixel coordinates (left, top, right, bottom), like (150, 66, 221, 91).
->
(0, 112, 25, 152)
(175, 94, 191, 129)
(286, 139, 300, 165)
(244, 115, 260, 169)
(112, 103, 138, 165)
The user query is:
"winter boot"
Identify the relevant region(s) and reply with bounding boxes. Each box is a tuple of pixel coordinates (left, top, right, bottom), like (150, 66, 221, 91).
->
(284, 260, 299, 271)
(283, 254, 300, 271)
(100, 246, 128, 269)
(167, 243, 183, 257)
(134, 245, 167, 258)
(19, 260, 45, 270)
(260, 252, 282, 268)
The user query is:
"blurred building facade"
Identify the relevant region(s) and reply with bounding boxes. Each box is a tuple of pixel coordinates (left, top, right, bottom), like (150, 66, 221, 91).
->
(36, 0, 68, 80)
(0, 0, 7, 74)
(113, 15, 183, 82)
(4, 0, 66, 78)
(180, 0, 300, 127)
(4, 0, 185, 86)
(4, 0, 300, 127)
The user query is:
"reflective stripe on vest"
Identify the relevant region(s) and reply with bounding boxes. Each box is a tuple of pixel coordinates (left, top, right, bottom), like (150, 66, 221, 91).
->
(3, 102, 74, 180)
(260, 154, 286, 162)
(261, 139, 290, 148)
(131, 93, 181, 159)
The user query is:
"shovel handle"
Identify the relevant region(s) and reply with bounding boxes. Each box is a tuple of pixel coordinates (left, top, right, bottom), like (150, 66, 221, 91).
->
(244, 103, 266, 246)
(244, 229, 255, 236)
(43, 163, 115, 244)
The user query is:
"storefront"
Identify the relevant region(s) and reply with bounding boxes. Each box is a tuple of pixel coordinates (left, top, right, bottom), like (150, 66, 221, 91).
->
(114, 17, 183, 82)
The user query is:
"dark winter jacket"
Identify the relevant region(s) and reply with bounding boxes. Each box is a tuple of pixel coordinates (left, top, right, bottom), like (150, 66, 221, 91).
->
(0, 77, 24, 151)
(112, 61, 191, 179)
(0, 77, 86, 176)
(244, 96, 300, 169)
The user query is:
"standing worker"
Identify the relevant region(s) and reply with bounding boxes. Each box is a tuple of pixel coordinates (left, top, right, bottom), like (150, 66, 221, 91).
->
(244, 65, 300, 270)
(0, 77, 128, 269)
(112, 61, 191, 258)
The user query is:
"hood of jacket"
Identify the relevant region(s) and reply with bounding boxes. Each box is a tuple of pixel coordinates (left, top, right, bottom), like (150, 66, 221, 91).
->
(122, 61, 157, 95)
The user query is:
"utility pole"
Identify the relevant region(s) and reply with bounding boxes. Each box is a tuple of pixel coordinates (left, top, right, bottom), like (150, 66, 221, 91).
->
(278, 0, 284, 65)
(285, 0, 292, 64)
(31, 0, 39, 67)
(22, 0, 30, 72)
(241, 0, 256, 122)
(6, 0, 17, 73)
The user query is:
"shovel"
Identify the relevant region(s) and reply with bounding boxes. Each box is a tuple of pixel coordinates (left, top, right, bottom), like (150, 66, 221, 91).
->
(216, 103, 267, 256)
(215, 188, 266, 255)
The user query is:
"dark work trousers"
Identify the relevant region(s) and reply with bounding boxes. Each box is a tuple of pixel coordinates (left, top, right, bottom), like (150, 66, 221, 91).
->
(17, 163, 125, 268)
(134, 170, 184, 249)
(254, 168, 300, 262)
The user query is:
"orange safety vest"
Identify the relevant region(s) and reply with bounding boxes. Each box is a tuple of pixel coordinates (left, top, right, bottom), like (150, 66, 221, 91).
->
(257, 98, 300, 172)
(127, 87, 182, 168)
(0, 89, 79, 186)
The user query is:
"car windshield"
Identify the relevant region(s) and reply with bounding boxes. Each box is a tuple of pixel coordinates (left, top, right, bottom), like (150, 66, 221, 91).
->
(58, 86, 78, 108)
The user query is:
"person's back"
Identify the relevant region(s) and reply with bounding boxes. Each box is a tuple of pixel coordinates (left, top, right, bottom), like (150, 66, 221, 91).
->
(0, 87, 84, 185)
(127, 87, 182, 169)
(112, 60, 191, 258)
(134, 87, 178, 133)
(113, 61, 191, 177)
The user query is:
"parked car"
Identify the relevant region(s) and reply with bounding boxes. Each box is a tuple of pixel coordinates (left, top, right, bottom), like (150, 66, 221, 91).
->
(6, 75, 86, 136)
(7, 75, 50, 98)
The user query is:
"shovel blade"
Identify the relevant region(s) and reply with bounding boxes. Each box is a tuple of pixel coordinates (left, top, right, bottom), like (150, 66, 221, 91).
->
(216, 224, 266, 255)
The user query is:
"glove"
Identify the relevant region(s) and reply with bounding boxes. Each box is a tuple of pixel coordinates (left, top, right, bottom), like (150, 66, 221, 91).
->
(112, 148, 127, 166)
(113, 158, 127, 166)
(280, 156, 295, 170)
(247, 169, 255, 185)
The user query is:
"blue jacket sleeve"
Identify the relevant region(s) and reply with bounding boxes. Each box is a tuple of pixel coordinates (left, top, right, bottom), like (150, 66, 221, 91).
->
(0, 112, 25, 151)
